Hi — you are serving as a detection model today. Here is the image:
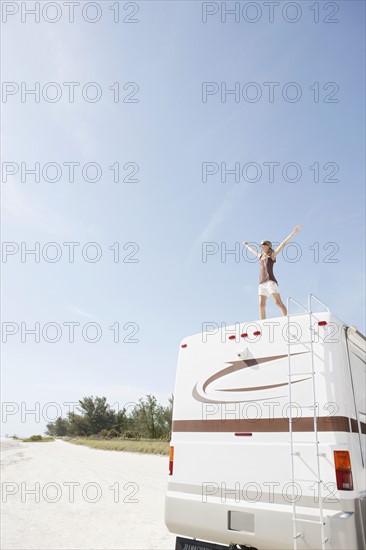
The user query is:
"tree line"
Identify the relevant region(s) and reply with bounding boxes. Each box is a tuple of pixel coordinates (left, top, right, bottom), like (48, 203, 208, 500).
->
(45, 394, 173, 440)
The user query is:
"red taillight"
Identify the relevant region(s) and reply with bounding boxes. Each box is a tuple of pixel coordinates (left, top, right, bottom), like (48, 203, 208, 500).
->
(318, 321, 327, 326)
(228, 335, 236, 340)
(334, 451, 353, 491)
(181, 344, 187, 348)
(240, 333, 248, 338)
(253, 331, 261, 336)
(169, 446, 174, 476)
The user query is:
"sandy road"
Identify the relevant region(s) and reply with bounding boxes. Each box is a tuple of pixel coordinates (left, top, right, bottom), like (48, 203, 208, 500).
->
(0, 438, 176, 549)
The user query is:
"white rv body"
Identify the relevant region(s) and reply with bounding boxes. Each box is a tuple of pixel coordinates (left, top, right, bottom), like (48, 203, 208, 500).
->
(165, 304, 366, 550)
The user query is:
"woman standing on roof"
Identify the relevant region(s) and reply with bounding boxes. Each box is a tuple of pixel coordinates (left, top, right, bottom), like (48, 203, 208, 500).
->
(243, 225, 302, 320)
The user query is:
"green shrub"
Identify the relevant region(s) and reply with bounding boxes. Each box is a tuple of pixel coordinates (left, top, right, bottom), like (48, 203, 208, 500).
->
(22, 435, 54, 442)
(123, 431, 141, 440)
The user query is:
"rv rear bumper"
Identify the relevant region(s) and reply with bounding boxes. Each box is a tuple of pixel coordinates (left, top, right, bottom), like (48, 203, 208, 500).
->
(165, 491, 362, 550)
(175, 535, 258, 550)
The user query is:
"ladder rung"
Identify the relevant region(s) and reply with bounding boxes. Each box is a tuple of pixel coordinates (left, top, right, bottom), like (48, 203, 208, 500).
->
(289, 418, 318, 423)
(288, 340, 314, 345)
(293, 518, 325, 525)
(288, 372, 315, 376)
(292, 478, 321, 483)
(291, 441, 320, 444)
(291, 450, 327, 457)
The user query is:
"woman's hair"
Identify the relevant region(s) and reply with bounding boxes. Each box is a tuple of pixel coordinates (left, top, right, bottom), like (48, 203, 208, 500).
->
(260, 246, 275, 260)
(260, 241, 275, 259)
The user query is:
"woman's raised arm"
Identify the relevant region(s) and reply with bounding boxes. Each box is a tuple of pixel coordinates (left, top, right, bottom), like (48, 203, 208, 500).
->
(243, 241, 261, 258)
(272, 225, 302, 259)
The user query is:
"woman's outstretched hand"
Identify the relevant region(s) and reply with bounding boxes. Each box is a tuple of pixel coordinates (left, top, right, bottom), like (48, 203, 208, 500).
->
(293, 225, 302, 234)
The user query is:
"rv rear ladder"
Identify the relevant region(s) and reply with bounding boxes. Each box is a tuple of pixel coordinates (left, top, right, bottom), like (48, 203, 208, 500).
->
(287, 293, 330, 550)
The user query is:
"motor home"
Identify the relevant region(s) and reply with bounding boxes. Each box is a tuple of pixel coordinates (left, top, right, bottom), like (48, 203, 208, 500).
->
(165, 295, 366, 550)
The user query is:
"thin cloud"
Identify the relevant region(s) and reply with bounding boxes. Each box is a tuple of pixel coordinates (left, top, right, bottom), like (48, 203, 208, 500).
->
(186, 184, 246, 267)
(2, 181, 72, 236)
(67, 305, 98, 321)
(2, 177, 100, 238)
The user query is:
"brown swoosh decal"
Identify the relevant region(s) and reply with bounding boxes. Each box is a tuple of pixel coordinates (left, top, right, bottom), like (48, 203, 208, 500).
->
(192, 383, 287, 404)
(193, 351, 310, 403)
(202, 352, 308, 392)
(219, 377, 311, 392)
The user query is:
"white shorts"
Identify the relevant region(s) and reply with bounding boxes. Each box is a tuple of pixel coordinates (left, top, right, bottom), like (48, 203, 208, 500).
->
(258, 280, 280, 297)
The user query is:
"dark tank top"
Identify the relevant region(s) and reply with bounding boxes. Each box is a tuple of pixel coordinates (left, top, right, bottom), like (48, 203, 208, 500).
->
(259, 254, 278, 284)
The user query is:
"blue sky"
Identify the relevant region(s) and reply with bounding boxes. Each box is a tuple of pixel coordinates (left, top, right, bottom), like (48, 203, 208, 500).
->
(1, 1, 365, 436)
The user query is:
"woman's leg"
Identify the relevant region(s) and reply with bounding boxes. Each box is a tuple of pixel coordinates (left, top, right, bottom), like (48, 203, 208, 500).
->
(259, 295, 267, 319)
(272, 293, 287, 316)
